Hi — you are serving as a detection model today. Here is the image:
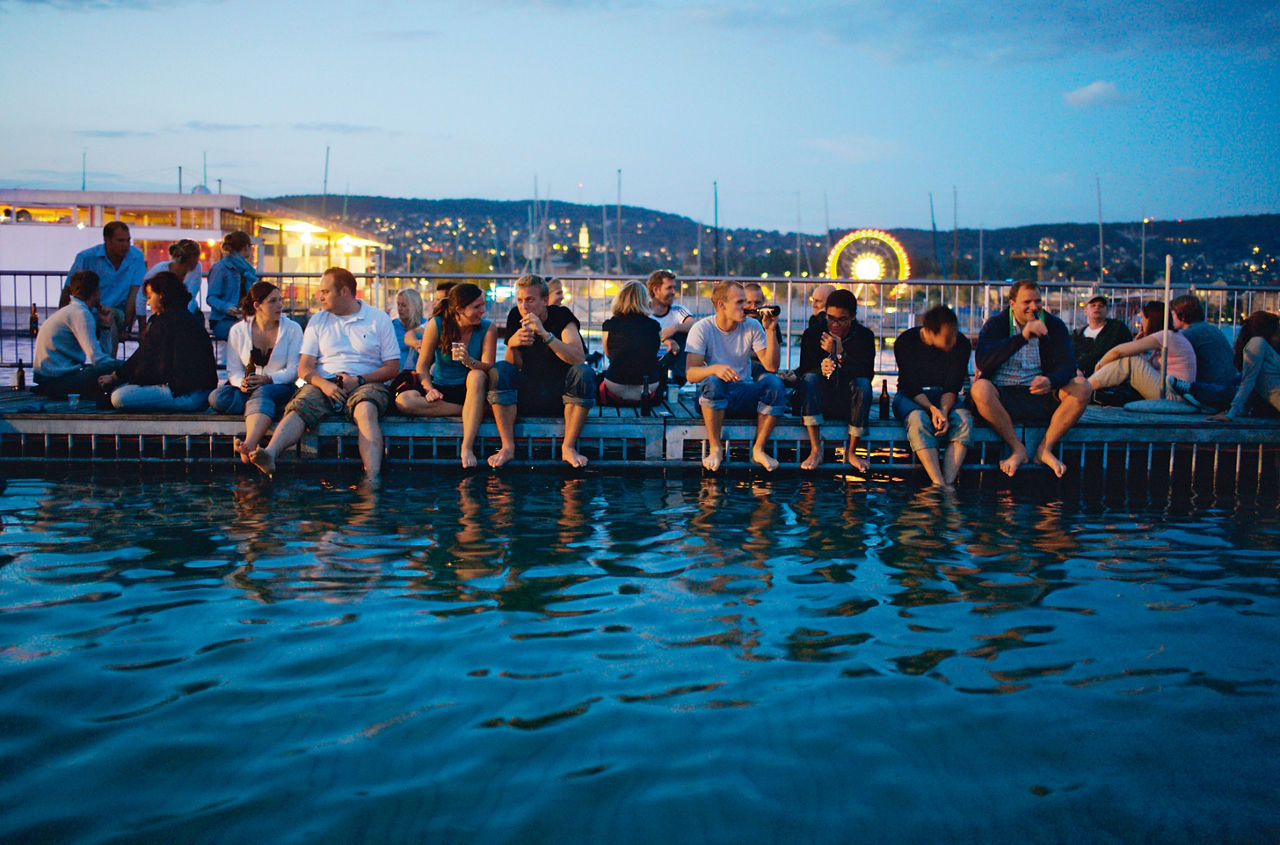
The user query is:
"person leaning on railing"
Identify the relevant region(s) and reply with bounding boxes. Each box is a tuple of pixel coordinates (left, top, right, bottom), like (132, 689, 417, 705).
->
(96, 272, 218, 412)
(207, 282, 303, 464)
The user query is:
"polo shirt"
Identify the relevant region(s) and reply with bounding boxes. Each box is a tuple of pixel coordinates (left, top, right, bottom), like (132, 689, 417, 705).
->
(299, 300, 399, 379)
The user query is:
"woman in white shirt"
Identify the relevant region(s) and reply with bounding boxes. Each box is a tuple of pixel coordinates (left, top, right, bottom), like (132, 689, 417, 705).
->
(208, 282, 303, 463)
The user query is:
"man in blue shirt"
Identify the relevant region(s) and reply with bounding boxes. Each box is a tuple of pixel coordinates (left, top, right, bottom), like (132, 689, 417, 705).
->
(67, 221, 144, 355)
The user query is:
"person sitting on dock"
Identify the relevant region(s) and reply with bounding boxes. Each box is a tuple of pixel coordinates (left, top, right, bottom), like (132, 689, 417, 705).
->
(140, 239, 204, 334)
(793, 288, 875, 471)
(1088, 301, 1195, 401)
(67, 221, 145, 355)
(33, 270, 119, 401)
(685, 281, 786, 471)
(96, 272, 218, 412)
(396, 283, 498, 468)
(599, 280, 663, 408)
(488, 274, 596, 468)
(892, 305, 973, 488)
(1207, 311, 1280, 422)
(968, 280, 1092, 477)
(1070, 294, 1131, 377)
(208, 282, 303, 464)
(206, 231, 256, 341)
(807, 283, 836, 330)
(1165, 294, 1240, 411)
(250, 268, 399, 481)
(647, 270, 692, 384)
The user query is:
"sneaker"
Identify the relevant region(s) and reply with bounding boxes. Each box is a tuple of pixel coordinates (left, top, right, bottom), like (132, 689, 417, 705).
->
(1167, 377, 1210, 411)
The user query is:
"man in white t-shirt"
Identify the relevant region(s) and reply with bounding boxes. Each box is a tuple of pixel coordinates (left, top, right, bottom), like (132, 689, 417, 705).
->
(685, 281, 786, 471)
(251, 267, 399, 480)
(647, 269, 692, 384)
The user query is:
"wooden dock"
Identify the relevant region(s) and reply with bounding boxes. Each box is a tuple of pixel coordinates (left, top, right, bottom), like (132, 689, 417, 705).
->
(1, 386, 1278, 485)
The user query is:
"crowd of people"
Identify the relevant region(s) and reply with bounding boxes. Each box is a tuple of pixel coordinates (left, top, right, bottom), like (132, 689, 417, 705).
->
(28, 223, 1280, 485)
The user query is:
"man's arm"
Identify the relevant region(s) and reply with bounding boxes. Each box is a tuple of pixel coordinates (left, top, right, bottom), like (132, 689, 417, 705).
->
(756, 317, 779, 372)
(548, 322, 586, 366)
(72, 307, 110, 365)
(684, 351, 738, 384)
(973, 313, 1025, 376)
(659, 315, 693, 342)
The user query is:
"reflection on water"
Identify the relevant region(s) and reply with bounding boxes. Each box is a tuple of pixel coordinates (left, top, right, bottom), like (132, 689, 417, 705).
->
(1, 472, 1278, 843)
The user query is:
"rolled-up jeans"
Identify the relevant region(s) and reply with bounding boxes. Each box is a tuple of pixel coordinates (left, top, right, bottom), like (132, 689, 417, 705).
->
(698, 372, 788, 417)
(110, 383, 210, 412)
(208, 382, 297, 420)
(488, 361, 596, 415)
(892, 389, 973, 452)
(793, 372, 871, 436)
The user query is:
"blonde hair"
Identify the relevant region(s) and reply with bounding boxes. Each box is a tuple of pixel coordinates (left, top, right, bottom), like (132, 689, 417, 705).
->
(396, 287, 423, 330)
(711, 281, 743, 310)
(611, 280, 651, 317)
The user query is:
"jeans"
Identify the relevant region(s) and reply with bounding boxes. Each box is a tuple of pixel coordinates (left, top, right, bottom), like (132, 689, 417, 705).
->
(892, 390, 973, 452)
(110, 384, 210, 412)
(698, 373, 787, 417)
(488, 361, 596, 414)
(793, 372, 871, 435)
(33, 361, 118, 400)
(208, 382, 297, 420)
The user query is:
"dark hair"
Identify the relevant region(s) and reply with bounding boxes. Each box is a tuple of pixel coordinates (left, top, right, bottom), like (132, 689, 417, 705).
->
(67, 270, 100, 302)
(169, 238, 201, 264)
(921, 304, 958, 334)
(646, 269, 676, 297)
(222, 231, 252, 254)
(239, 281, 280, 317)
(1007, 280, 1040, 302)
(144, 271, 192, 312)
(103, 220, 129, 241)
(1234, 311, 1280, 371)
(1141, 300, 1165, 326)
(826, 289, 857, 314)
(436, 280, 457, 296)
(324, 267, 358, 296)
(434, 283, 484, 352)
(1170, 294, 1204, 325)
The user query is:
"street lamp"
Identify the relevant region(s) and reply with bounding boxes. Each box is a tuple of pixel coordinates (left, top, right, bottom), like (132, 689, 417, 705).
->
(1141, 217, 1150, 285)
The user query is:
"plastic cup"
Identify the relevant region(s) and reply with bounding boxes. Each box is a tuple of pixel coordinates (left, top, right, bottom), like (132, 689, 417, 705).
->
(67, 394, 81, 409)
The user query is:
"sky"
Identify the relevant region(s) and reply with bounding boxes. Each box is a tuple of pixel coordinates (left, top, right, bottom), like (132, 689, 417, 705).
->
(2, 0, 1278, 233)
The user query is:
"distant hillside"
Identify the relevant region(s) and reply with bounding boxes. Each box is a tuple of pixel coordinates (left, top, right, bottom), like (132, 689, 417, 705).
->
(270, 194, 1280, 284)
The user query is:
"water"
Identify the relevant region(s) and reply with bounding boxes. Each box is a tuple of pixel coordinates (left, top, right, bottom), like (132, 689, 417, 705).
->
(1, 470, 1277, 843)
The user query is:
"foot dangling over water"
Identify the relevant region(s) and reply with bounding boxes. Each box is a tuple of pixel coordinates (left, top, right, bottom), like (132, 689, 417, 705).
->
(562, 445, 589, 468)
(702, 446, 724, 472)
(250, 447, 276, 478)
(999, 444, 1029, 477)
(1034, 445, 1067, 478)
(751, 446, 778, 472)
(487, 445, 515, 469)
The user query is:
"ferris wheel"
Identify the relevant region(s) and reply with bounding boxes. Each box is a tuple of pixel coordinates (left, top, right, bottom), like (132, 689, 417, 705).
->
(824, 229, 911, 281)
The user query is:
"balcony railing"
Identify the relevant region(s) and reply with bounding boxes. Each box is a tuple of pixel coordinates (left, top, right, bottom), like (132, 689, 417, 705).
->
(5, 270, 1278, 372)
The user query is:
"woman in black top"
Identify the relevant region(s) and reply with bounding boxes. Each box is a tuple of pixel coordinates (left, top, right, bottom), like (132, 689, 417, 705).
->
(600, 280, 663, 405)
(98, 271, 218, 412)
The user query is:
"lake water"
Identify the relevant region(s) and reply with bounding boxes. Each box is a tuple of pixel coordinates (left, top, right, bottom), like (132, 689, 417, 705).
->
(1, 470, 1277, 843)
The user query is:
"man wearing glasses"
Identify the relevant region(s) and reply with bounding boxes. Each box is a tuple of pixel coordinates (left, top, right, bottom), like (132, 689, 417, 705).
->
(794, 288, 876, 471)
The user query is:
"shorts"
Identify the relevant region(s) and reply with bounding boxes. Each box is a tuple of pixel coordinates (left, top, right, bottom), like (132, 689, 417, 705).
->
(284, 381, 392, 429)
(968, 383, 1059, 424)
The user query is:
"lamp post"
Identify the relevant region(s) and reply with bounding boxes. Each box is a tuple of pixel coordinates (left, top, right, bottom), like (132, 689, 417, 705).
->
(1141, 217, 1150, 284)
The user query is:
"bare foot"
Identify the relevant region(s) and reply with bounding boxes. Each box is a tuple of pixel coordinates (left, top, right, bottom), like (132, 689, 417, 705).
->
(751, 446, 779, 472)
(800, 449, 822, 470)
(845, 451, 870, 473)
(461, 450, 478, 469)
(233, 437, 251, 464)
(249, 447, 276, 478)
(702, 446, 724, 471)
(487, 445, 515, 468)
(562, 445, 589, 468)
(1034, 446, 1067, 478)
(999, 444, 1029, 477)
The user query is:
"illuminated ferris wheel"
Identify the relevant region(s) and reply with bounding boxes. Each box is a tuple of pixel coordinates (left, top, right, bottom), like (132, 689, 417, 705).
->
(824, 229, 911, 282)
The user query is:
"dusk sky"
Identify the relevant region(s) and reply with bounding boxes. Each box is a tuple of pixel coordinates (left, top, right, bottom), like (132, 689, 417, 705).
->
(3, 0, 1278, 233)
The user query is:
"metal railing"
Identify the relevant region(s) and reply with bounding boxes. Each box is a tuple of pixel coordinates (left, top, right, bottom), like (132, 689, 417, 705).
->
(5, 270, 1279, 371)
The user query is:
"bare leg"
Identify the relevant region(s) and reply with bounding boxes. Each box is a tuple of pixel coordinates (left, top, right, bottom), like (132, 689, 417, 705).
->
(460, 369, 487, 468)
(251, 411, 307, 478)
(1034, 377, 1091, 478)
(969, 379, 1027, 476)
(801, 424, 823, 470)
(351, 401, 384, 480)
(942, 440, 967, 485)
(562, 403, 589, 468)
(488, 403, 517, 468)
(915, 447, 945, 486)
(239, 412, 273, 462)
(751, 413, 779, 471)
(701, 404, 725, 470)
(844, 434, 870, 473)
